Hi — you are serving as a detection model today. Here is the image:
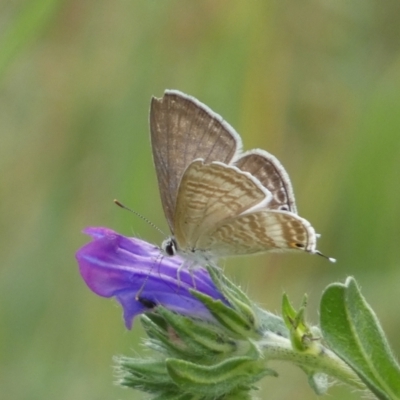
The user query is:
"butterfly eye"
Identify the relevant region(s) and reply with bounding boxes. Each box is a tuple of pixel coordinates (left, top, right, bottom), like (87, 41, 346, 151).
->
(162, 238, 178, 256)
(293, 243, 305, 249)
(279, 205, 289, 211)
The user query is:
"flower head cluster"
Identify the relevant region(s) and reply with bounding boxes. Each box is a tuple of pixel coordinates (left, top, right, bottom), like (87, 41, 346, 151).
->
(76, 227, 228, 329)
(75, 227, 364, 399)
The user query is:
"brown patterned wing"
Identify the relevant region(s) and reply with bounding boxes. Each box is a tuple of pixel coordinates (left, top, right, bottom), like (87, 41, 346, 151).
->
(198, 210, 317, 258)
(173, 160, 271, 252)
(234, 150, 297, 213)
(150, 90, 241, 231)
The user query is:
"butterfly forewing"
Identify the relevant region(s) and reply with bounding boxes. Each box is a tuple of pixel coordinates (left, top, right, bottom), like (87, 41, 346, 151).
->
(234, 150, 297, 213)
(173, 160, 272, 252)
(150, 90, 241, 230)
(150, 90, 331, 262)
(198, 210, 316, 257)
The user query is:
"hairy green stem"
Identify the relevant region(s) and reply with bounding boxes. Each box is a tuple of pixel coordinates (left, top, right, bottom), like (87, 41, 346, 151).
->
(259, 332, 366, 390)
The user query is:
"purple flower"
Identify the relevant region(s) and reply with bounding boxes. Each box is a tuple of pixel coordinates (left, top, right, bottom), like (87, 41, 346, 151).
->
(76, 227, 228, 329)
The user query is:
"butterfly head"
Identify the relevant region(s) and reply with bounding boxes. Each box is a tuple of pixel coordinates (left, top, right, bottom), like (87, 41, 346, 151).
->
(162, 237, 178, 256)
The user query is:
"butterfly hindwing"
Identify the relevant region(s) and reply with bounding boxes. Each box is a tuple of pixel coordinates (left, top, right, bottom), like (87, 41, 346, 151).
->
(234, 150, 297, 213)
(173, 160, 272, 252)
(198, 210, 316, 257)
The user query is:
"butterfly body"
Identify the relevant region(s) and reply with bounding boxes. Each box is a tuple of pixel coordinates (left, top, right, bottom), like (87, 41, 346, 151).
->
(150, 90, 334, 264)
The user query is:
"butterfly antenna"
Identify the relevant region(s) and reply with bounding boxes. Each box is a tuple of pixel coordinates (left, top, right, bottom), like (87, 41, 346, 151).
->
(315, 250, 336, 263)
(114, 199, 165, 236)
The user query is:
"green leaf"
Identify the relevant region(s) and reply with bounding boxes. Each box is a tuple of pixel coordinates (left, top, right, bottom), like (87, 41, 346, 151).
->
(166, 356, 276, 397)
(320, 277, 400, 400)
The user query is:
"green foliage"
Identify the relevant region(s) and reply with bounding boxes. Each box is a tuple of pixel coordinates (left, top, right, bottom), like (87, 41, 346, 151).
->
(320, 278, 400, 400)
(117, 283, 278, 400)
(282, 293, 312, 352)
(118, 274, 400, 399)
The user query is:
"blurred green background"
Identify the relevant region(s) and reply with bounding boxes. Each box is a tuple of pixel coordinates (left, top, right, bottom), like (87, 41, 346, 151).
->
(1, 1, 400, 399)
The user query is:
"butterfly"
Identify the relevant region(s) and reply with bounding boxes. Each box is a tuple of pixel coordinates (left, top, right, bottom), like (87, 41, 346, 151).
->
(149, 90, 335, 264)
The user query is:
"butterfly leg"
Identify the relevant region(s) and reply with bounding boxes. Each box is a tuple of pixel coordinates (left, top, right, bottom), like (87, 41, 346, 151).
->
(175, 259, 199, 290)
(175, 259, 186, 291)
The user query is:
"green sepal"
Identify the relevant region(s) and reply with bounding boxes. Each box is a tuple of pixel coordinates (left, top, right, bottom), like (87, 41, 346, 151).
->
(152, 390, 254, 400)
(156, 306, 239, 357)
(142, 311, 169, 333)
(151, 393, 197, 400)
(320, 277, 400, 400)
(115, 356, 174, 392)
(166, 356, 276, 397)
(282, 293, 314, 352)
(117, 356, 167, 375)
(206, 267, 260, 334)
(207, 266, 253, 308)
(191, 290, 258, 340)
(140, 314, 191, 359)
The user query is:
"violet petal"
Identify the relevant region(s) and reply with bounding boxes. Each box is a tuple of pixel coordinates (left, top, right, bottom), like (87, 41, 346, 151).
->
(76, 227, 228, 329)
